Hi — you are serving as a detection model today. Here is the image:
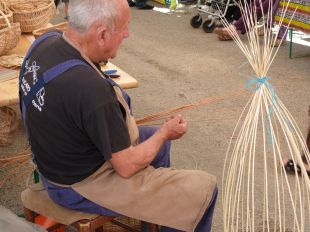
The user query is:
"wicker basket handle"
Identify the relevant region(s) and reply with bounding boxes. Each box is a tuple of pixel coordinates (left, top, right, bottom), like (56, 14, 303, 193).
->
(0, 0, 9, 11)
(0, 9, 10, 28)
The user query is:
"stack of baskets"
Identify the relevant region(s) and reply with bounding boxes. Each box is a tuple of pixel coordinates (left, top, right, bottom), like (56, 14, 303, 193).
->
(0, 1, 21, 56)
(6, 0, 56, 33)
(0, 0, 12, 28)
(32, 21, 68, 39)
(0, 106, 19, 146)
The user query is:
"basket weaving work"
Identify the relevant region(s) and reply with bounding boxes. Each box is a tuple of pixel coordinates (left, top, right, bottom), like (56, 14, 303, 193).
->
(0, 107, 19, 146)
(102, 216, 141, 232)
(0, 1, 13, 29)
(32, 22, 68, 38)
(0, 10, 21, 56)
(9, 0, 56, 33)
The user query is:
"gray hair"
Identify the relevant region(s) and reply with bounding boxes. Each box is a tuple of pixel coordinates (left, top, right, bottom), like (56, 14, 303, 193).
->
(68, 0, 119, 33)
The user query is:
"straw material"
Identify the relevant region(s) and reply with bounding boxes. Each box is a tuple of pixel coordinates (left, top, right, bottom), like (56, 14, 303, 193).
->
(8, 0, 56, 33)
(32, 22, 68, 39)
(0, 149, 31, 188)
(102, 216, 141, 231)
(0, 0, 13, 29)
(0, 106, 19, 146)
(0, 9, 21, 57)
(219, 0, 310, 231)
(0, 54, 24, 68)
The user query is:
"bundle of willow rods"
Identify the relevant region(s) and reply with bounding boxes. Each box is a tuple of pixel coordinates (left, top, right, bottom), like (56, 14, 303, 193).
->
(220, 0, 310, 231)
(0, 150, 32, 188)
(0, 89, 248, 188)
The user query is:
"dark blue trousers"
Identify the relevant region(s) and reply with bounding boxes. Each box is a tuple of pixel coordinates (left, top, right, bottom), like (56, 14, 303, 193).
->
(41, 126, 217, 232)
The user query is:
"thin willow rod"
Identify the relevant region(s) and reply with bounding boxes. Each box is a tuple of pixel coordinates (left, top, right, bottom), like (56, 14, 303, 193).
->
(280, 168, 286, 232)
(0, 153, 30, 163)
(271, 132, 303, 232)
(238, 89, 262, 232)
(265, 99, 307, 232)
(223, 94, 256, 227)
(273, 97, 310, 168)
(135, 89, 248, 125)
(222, 91, 256, 194)
(262, 89, 283, 232)
(232, 109, 254, 231)
(250, 91, 263, 231)
(143, 102, 247, 126)
(138, 116, 239, 126)
(222, 95, 254, 232)
(220, 0, 310, 229)
(273, 96, 310, 185)
(225, 91, 261, 231)
(224, 92, 256, 197)
(260, 99, 271, 232)
(265, 1, 293, 71)
(0, 159, 29, 188)
(258, 87, 302, 230)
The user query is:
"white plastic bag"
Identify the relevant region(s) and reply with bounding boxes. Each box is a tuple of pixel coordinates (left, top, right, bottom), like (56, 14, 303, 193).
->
(0, 206, 47, 232)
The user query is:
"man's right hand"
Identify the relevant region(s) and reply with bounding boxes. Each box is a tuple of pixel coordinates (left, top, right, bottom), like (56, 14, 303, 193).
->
(159, 114, 187, 140)
(110, 114, 187, 178)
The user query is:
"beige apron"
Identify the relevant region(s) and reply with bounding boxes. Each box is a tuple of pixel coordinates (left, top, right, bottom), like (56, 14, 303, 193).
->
(61, 33, 217, 231)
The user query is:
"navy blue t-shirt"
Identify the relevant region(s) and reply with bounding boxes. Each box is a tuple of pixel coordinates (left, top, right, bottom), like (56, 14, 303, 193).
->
(21, 34, 131, 185)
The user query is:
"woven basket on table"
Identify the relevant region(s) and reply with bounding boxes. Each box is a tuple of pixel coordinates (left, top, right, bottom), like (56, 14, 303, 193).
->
(0, 1, 13, 29)
(32, 21, 68, 38)
(102, 216, 141, 232)
(8, 0, 56, 33)
(0, 9, 21, 56)
(0, 107, 19, 146)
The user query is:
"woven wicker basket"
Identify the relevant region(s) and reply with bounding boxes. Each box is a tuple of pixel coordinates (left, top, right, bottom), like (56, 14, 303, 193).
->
(32, 21, 68, 38)
(0, 1, 13, 29)
(102, 216, 141, 231)
(9, 0, 56, 33)
(0, 107, 19, 146)
(0, 10, 21, 56)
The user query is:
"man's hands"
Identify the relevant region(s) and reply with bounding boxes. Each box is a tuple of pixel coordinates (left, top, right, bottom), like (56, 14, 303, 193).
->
(110, 114, 187, 178)
(159, 114, 187, 140)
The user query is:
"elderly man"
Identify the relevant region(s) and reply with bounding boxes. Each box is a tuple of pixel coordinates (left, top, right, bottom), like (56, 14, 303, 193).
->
(19, 0, 217, 231)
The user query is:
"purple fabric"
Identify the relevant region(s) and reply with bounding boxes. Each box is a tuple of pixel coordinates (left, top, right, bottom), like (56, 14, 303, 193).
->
(138, 126, 171, 168)
(234, 0, 276, 34)
(277, 24, 288, 39)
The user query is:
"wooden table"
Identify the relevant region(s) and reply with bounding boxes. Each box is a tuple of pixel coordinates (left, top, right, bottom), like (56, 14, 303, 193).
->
(0, 35, 138, 107)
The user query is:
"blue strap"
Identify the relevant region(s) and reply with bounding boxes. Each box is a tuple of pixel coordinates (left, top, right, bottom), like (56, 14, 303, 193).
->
(19, 31, 62, 88)
(19, 30, 132, 120)
(22, 59, 88, 109)
(105, 77, 132, 111)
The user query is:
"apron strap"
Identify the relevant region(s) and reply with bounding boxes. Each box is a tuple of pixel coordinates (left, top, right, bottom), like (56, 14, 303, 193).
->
(105, 78, 131, 111)
(20, 59, 88, 134)
(19, 31, 62, 90)
(22, 59, 88, 110)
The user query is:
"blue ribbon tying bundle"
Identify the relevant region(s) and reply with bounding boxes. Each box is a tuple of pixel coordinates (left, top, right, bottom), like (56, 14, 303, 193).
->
(246, 76, 277, 144)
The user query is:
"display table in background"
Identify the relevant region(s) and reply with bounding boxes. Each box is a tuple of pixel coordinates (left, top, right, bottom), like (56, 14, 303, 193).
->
(0, 35, 138, 107)
(275, 0, 310, 58)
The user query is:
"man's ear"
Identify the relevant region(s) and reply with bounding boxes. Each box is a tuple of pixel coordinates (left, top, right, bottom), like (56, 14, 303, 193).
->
(96, 24, 108, 46)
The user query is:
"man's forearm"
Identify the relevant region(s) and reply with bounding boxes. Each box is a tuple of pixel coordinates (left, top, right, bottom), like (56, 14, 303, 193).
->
(110, 115, 187, 178)
(110, 127, 168, 178)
